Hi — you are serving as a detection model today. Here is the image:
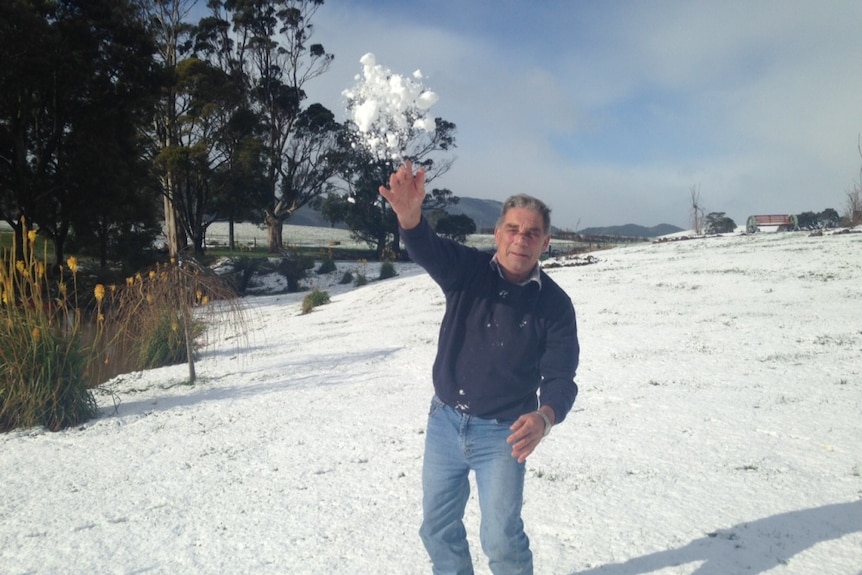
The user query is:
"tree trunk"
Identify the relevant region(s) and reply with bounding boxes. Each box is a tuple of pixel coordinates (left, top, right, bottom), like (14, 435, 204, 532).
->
(164, 174, 180, 259)
(392, 226, 403, 260)
(265, 211, 283, 253)
(192, 233, 205, 258)
(52, 231, 67, 270)
(180, 276, 196, 383)
(12, 221, 26, 263)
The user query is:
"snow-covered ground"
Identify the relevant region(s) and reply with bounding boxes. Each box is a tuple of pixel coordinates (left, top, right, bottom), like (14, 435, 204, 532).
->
(2, 229, 861, 574)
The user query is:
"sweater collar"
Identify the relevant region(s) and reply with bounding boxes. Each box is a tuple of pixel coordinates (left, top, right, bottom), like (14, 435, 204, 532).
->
(490, 255, 543, 288)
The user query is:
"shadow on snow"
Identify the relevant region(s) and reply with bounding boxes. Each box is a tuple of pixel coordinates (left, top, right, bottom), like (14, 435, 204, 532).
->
(571, 500, 862, 575)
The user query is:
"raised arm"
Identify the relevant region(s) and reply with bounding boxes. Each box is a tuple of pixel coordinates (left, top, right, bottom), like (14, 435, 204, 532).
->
(378, 161, 426, 230)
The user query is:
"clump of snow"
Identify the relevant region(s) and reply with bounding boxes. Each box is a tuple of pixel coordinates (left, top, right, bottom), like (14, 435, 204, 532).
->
(1, 230, 861, 574)
(343, 52, 439, 160)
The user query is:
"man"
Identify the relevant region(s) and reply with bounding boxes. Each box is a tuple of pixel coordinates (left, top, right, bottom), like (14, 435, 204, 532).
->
(379, 162, 579, 575)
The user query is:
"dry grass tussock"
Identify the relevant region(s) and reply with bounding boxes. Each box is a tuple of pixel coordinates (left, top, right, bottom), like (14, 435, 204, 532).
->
(0, 219, 247, 432)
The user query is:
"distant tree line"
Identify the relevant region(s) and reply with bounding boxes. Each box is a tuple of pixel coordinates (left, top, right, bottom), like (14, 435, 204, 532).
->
(0, 0, 460, 274)
(702, 208, 842, 235)
(704, 212, 736, 234)
(794, 208, 841, 230)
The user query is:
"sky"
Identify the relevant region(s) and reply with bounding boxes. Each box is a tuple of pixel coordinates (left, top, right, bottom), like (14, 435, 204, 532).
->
(2, 226, 861, 573)
(188, 0, 862, 230)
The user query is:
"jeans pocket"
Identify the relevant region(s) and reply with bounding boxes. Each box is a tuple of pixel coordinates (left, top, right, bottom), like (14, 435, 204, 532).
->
(428, 395, 444, 418)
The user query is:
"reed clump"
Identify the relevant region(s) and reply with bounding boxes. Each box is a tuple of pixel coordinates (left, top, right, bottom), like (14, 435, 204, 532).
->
(1, 219, 245, 432)
(0, 220, 96, 431)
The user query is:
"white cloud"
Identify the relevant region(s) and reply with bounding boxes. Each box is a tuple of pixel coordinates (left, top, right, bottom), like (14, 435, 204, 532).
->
(292, 1, 862, 227)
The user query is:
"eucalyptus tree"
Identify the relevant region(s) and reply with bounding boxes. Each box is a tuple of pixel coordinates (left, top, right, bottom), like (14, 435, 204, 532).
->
(209, 108, 268, 251)
(322, 118, 457, 259)
(329, 52, 457, 258)
(153, 56, 247, 256)
(704, 212, 736, 234)
(140, 0, 198, 258)
(0, 0, 53, 252)
(195, 0, 339, 253)
(192, 4, 265, 250)
(0, 0, 160, 266)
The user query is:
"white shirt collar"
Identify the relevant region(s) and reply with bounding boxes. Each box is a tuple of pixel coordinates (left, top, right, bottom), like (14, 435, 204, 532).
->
(490, 255, 542, 288)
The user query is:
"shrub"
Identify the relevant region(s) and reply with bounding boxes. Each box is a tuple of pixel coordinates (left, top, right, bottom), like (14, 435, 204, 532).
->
(91, 258, 242, 385)
(317, 252, 337, 275)
(132, 307, 201, 370)
(277, 255, 314, 292)
(301, 288, 330, 314)
(378, 261, 397, 280)
(353, 258, 368, 287)
(0, 221, 96, 432)
(225, 256, 261, 295)
(435, 213, 477, 243)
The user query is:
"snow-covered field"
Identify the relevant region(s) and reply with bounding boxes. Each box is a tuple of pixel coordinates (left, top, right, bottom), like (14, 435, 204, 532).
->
(2, 229, 861, 574)
(205, 222, 365, 249)
(205, 221, 586, 253)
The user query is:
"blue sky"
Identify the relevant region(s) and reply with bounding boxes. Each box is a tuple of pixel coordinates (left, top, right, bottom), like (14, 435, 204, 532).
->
(193, 0, 862, 230)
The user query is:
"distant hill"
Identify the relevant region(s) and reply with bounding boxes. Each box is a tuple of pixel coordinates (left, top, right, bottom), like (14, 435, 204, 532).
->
(291, 204, 346, 229)
(444, 198, 683, 237)
(290, 197, 682, 238)
(578, 223, 684, 238)
(443, 197, 503, 231)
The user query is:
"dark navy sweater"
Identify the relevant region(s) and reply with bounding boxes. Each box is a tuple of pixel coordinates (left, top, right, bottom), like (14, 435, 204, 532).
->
(402, 217, 579, 423)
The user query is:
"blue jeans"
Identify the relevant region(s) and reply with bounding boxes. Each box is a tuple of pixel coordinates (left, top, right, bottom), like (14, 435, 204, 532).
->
(419, 396, 533, 575)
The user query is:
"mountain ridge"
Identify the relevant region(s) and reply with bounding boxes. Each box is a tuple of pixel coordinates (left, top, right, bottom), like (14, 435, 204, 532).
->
(577, 223, 684, 238)
(290, 197, 681, 237)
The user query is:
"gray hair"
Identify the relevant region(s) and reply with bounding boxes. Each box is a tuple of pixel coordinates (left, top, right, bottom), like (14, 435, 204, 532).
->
(497, 194, 552, 234)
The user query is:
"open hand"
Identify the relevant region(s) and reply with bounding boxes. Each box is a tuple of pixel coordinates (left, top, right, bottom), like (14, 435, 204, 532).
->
(379, 161, 426, 230)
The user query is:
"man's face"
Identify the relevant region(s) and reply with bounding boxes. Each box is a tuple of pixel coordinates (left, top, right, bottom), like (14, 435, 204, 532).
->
(493, 207, 550, 284)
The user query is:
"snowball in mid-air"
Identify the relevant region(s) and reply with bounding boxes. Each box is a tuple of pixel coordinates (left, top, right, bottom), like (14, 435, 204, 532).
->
(353, 99, 379, 133)
(413, 117, 436, 132)
(415, 91, 439, 110)
(359, 52, 377, 68)
(345, 52, 440, 160)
